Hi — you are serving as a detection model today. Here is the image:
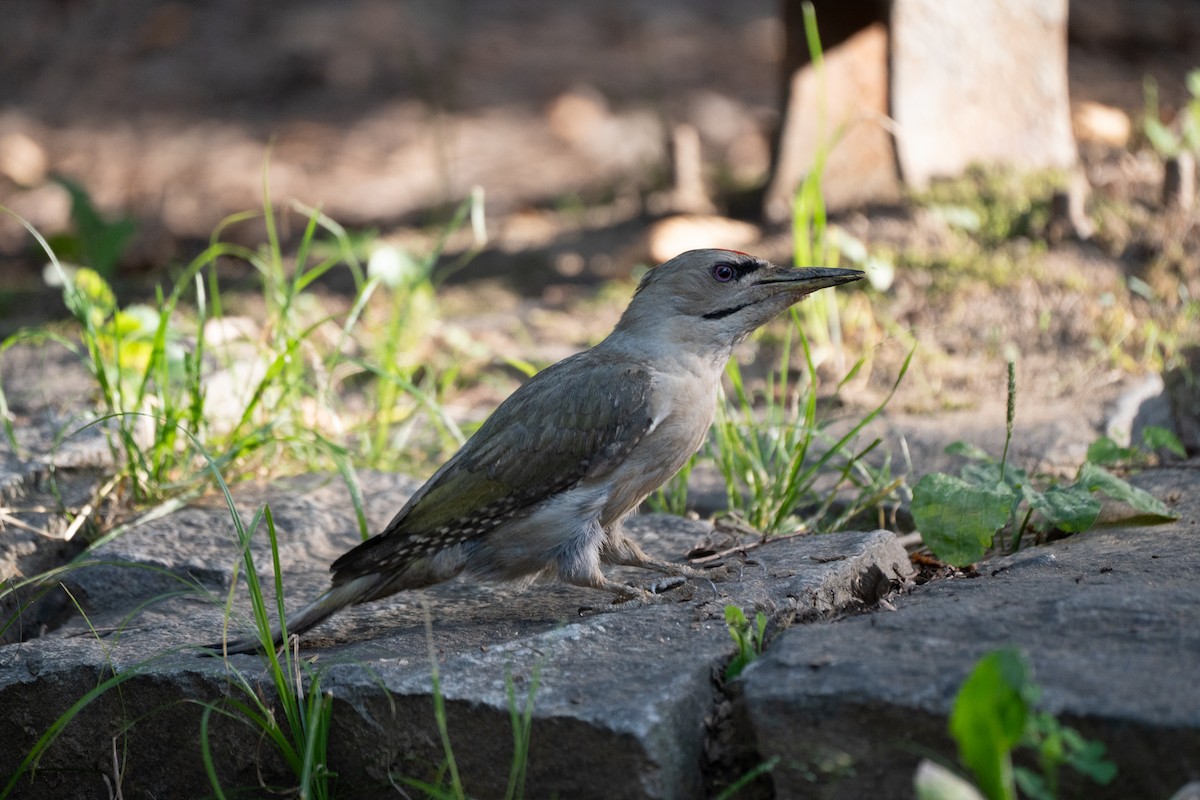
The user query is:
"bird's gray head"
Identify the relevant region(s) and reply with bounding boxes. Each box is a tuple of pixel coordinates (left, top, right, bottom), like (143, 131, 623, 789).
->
(616, 249, 863, 356)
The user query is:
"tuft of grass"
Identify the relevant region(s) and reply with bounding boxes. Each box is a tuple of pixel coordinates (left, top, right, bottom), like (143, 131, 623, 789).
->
(723, 604, 768, 681)
(0, 180, 484, 795)
(502, 663, 540, 800)
(392, 608, 543, 799)
(201, 441, 336, 798)
(918, 165, 1069, 249)
(1141, 70, 1200, 158)
(205, 435, 539, 799)
(3, 194, 368, 513)
(710, 327, 910, 535)
(355, 189, 485, 472)
(422, 604, 466, 799)
(6, 428, 539, 797)
(1, 174, 485, 546)
(384, 617, 542, 800)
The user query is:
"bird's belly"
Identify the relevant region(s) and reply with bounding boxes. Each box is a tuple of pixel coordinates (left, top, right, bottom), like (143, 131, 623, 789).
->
(463, 484, 609, 582)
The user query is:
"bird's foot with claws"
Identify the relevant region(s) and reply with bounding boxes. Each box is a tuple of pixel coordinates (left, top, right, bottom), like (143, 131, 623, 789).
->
(611, 573, 719, 604)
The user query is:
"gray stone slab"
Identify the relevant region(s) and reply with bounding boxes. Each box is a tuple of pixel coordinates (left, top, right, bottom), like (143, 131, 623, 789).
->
(736, 462, 1200, 799)
(1, 409, 121, 642)
(59, 471, 420, 619)
(0, 474, 912, 799)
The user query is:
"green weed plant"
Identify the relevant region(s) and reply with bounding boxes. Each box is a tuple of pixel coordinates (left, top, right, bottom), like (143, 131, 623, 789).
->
(912, 363, 1179, 566)
(723, 604, 768, 681)
(916, 648, 1117, 800)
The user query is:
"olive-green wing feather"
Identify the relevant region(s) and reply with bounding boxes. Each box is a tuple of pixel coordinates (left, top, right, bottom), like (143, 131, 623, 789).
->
(331, 354, 654, 582)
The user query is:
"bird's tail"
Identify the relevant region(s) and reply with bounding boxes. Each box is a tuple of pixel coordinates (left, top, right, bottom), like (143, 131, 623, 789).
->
(207, 574, 378, 656)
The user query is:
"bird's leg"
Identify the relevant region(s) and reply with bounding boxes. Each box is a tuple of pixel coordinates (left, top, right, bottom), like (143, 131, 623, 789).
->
(595, 574, 664, 603)
(553, 525, 666, 603)
(598, 529, 723, 601)
(600, 530, 710, 579)
(557, 566, 664, 603)
(556, 524, 723, 605)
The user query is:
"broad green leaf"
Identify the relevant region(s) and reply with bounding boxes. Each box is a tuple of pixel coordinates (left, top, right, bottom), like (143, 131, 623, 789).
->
(1062, 738, 1118, 785)
(1028, 485, 1101, 533)
(913, 473, 1013, 566)
(1019, 712, 1117, 794)
(1013, 767, 1053, 800)
(1085, 436, 1130, 466)
(946, 441, 993, 462)
(1144, 117, 1180, 156)
(960, 461, 1029, 493)
(999, 463, 1029, 489)
(949, 649, 1034, 800)
(960, 462, 1003, 487)
(1142, 426, 1187, 458)
(1077, 462, 1177, 521)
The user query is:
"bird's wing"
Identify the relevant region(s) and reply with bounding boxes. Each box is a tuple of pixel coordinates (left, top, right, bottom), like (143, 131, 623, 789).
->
(331, 354, 655, 582)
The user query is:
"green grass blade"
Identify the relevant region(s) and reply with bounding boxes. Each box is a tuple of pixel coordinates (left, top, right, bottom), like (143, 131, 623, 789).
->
(199, 704, 230, 800)
(424, 605, 465, 799)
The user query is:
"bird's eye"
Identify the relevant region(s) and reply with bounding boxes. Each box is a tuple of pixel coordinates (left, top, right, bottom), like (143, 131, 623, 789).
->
(712, 263, 736, 283)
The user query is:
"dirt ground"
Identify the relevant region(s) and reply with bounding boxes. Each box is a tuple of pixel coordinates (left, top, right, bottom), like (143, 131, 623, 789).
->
(0, 0, 1198, 426)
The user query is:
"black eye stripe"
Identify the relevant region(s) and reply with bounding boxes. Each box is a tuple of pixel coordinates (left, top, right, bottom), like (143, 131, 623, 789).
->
(702, 302, 751, 320)
(713, 259, 764, 282)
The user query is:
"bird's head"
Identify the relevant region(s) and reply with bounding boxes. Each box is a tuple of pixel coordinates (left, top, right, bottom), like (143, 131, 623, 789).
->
(616, 249, 864, 357)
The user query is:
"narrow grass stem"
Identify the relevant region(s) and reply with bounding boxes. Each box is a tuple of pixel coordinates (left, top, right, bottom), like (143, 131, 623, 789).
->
(424, 604, 465, 799)
(1000, 360, 1016, 484)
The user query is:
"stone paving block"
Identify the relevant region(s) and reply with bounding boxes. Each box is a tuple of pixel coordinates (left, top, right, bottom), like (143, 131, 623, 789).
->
(1, 478, 911, 799)
(736, 463, 1200, 799)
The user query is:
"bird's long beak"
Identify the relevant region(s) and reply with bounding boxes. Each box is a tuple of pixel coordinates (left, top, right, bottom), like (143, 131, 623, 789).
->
(755, 266, 865, 293)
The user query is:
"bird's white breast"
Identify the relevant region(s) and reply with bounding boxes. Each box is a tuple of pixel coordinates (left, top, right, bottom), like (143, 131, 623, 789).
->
(595, 358, 721, 524)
